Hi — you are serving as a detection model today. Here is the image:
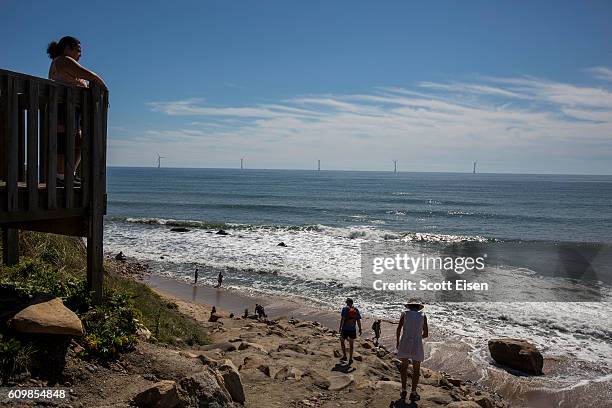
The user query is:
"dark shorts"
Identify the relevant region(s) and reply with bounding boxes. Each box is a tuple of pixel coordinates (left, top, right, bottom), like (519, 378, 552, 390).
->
(341, 328, 357, 340)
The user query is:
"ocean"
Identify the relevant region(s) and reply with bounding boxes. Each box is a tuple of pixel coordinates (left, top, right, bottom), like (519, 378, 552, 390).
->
(104, 167, 612, 404)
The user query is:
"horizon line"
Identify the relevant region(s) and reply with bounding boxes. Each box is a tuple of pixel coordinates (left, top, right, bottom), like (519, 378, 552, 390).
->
(106, 165, 612, 177)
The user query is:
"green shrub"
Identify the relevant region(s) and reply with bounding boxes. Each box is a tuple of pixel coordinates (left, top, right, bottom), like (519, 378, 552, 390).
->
(0, 260, 91, 314)
(106, 274, 210, 347)
(0, 260, 139, 362)
(1, 232, 210, 365)
(0, 334, 33, 383)
(81, 290, 139, 361)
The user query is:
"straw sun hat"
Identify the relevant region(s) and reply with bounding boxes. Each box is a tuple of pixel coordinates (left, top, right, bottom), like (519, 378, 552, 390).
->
(404, 298, 425, 310)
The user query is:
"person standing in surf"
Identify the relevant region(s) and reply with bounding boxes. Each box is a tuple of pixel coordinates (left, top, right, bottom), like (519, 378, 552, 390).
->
(396, 299, 428, 402)
(215, 271, 223, 288)
(339, 298, 362, 365)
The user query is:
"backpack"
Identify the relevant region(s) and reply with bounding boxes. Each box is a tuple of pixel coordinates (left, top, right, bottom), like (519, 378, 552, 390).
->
(345, 306, 358, 324)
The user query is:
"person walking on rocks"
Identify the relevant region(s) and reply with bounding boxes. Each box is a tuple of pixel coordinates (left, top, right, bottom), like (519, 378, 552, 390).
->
(339, 298, 362, 365)
(396, 299, 428, 402)
(372, 319, 382, 346)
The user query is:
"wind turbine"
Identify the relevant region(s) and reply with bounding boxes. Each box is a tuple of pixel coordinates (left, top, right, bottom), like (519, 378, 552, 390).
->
(473, 161, 477, 174)
(156, 153, 166, 168)
(393, 160, 398, 173)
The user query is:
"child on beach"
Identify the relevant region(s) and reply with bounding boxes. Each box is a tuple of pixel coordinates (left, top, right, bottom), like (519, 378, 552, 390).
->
(372, 319, 381, 346)
(339, 298, 362, 365)
(396, 299, 428, 402)
(255, 304, 267, 321)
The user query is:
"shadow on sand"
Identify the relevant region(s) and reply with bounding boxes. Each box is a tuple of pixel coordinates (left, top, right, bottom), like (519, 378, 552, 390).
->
(389, 399, 418, 408)
(331, 362, 356, 373)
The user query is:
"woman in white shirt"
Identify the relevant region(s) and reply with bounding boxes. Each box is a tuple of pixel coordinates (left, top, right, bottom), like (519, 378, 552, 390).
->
(396, 299, 428, 401)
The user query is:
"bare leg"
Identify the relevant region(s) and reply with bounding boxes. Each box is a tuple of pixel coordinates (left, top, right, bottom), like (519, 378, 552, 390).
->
(411, 361, 421, 392)
(348, 338, 354, 360)
(400, 358, 410, 392)
(340, 336, 347, 359)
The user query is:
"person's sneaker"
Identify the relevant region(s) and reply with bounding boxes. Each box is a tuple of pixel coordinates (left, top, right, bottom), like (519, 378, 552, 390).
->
(400, 390, 408, 400)
(409, 391, 420, 401)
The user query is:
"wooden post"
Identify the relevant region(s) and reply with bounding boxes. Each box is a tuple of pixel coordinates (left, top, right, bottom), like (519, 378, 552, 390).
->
(65, 87, 75, 208)
(26, 80, 39, 210)
(17, 95, 25, 183)
(46, 85, 58, 210)
(6, 77, 18, 212)
(80, 91, 90, 207)
(87, 84, 106, 304)
(3, 76, 20, 266)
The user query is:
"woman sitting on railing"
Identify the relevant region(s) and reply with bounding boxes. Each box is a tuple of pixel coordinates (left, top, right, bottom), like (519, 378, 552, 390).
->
(47, 36, 107, 186)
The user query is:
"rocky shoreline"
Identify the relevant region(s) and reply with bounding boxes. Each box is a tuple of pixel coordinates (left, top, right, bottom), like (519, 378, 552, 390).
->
(51, 292, 508, 408)
(3, 256, 512, 408)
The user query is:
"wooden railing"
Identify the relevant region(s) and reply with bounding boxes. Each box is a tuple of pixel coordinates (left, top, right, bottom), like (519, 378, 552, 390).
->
(0, 68, 108, 303)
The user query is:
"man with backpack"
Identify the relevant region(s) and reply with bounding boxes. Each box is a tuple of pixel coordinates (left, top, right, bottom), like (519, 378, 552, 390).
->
(339, 298, 362, 365)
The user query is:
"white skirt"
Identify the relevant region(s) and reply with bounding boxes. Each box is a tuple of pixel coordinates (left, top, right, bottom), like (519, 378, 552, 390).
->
(397, 334, 424, 362)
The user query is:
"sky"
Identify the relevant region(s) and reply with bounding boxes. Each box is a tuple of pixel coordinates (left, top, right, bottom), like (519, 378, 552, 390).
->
(2, 0, 612, 174)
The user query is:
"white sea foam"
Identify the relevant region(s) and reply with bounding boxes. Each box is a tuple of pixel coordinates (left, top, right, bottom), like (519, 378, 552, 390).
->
(104, 219, 612, 379)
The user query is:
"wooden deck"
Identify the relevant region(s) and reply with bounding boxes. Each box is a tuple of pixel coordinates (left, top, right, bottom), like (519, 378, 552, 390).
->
(0, 68, 108, 303)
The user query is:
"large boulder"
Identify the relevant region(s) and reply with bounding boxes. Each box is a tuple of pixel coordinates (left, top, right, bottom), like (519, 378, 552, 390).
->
(133, 380, 181, 408)
(328, 373, 354, 391)
(277, 343, 308, 354)
(179, 366, 234, 407)
(447, 402, 483, 408)
(218, 359, 245, 404)
(202, 342, 237, 352)
(488, 338, 543, 375)
(8, 298, 83, 336)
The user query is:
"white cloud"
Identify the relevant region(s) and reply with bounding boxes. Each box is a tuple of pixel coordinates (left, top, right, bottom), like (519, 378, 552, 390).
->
(112, 72, 612, 173)
(587, 67, 612, 82)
